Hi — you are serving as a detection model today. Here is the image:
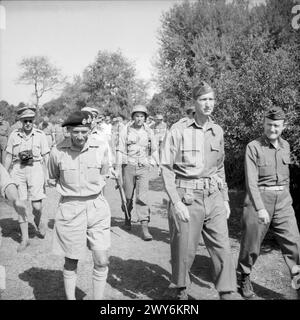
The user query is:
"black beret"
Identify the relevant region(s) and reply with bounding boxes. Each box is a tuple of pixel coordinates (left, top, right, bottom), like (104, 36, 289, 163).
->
(62, 111, 92, 127)
(265, 107, 285, 120)
(192, 81, 214, 99)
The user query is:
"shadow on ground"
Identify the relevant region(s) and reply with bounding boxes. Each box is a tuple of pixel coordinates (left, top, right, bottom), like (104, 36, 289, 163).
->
(111, 217, 170, 244)
(107, 256, 171, 299)
(19, 267, 86, 300)
(0, 218, 37, 243)
(251, 282, 287, 300)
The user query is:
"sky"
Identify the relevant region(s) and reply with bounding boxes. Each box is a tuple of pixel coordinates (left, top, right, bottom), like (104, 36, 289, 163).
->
(0, 0, 265, 106)
(0, 0, 183, 106)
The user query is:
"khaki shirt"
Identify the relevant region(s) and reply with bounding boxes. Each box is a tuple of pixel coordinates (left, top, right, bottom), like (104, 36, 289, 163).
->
(245, 135, 291, 211)
(48, 136, 109, 197)
(90, 128, 113, 167)
(116, 123, 157, 166)
(153, 121, 167, 143)
(6, 128, 50, 163)
(0, 163, 15, 198)
(0, 120, 9, 137)
(161, 117, 228, 204)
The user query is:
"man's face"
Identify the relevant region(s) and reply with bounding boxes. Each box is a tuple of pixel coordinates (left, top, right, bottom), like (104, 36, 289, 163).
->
(263, 118, 285, 141)
(69, 126, 90, 148)
(195, 92, 215, 117)
(133, 112, 146, 126)
(21, 118, 34, 132)
(0, 115, 3, 123)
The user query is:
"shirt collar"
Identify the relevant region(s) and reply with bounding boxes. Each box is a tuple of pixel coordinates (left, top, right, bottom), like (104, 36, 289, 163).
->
(261, 134, 284, 149)
(186, 116, 215, 134)
(17, 128, 35, 138)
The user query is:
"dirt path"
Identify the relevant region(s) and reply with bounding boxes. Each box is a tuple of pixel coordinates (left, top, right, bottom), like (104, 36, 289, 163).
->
(0, 169, 298, 300)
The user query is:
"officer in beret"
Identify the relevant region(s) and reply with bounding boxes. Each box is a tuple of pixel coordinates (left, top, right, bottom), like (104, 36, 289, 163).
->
(161, 81, 241, 300)
(48, 110, 111, 300)
(237, 106, 300, 299)
(4, 108, 50, 252)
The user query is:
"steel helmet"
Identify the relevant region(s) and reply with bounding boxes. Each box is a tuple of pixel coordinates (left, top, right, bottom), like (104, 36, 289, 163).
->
(131, 105, 148, 118)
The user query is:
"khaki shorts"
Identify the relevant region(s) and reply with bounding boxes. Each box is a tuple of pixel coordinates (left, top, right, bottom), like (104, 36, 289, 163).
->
(10, 161, 45, 201)
(52, 194, 111, 260)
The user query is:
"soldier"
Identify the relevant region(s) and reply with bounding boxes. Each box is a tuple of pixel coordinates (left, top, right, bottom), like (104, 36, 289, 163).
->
(0, 112, 10, 164)
(111, 117, 125, 166)
(161, 81, 241, 300)
(53, 118, 67, 145)
(4, 108, 50, 252)
(81, 107, 114, 175)
(237, 106, 300, 299)
(115, 105, 159, 241)
(48, 111, 111, 300)
(153, 114, 167, 158)
(38, 116, 55, 149)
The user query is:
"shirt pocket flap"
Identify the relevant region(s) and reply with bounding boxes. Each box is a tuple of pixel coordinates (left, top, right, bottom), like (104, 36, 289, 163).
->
(87, 160, 102, 168)
(210, 142, 220, 152)
(257, 157, 268, 166)
(59, 162, 76, 170)
(282, 155, 291, 165)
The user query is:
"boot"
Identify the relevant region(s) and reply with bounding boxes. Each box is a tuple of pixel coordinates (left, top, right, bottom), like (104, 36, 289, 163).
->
(124, 217, 132, 231)
(239, 273, 256, 299)
(141, 220, 152, 241)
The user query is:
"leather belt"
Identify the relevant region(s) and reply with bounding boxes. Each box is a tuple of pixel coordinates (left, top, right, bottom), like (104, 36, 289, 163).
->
(175, 178, 211, 190)
(259, 186, 285, 191)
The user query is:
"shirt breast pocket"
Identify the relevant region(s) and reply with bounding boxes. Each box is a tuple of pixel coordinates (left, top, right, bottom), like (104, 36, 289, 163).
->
(282, 155, 291, 166)
(12, 141, 21, 156)
(127, 133, 137, 145)
(59, 162, 77, 185)
(86, 161, 102, 184)
(257, 157, 272, 177)
(32, 144, 41, 157)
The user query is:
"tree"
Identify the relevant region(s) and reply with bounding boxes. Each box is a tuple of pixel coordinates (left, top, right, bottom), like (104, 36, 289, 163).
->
(17, 56, 66, 110)
(82, 50, 150, 118)
(155, 0, 300, 196)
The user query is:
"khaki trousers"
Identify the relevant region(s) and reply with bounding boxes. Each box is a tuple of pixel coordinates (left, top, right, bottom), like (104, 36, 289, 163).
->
(168, 187, 237, 293)
(238, 188, 300, 275)
(122, 164, 150, 222)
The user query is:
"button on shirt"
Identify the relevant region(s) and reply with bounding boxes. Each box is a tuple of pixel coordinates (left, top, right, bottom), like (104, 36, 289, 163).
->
(161, 117, 228, 204)
(116, 123, 157, 166)
(6, 128, 50, 162)
(245, 135, 291, 211)
(48, 137, 109, 197)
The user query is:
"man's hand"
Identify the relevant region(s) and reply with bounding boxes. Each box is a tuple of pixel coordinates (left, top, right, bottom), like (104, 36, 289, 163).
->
(257, 209, 270, 224)
(13, 199, 27, 217)
(174, 201, 190, 222)
(224, 201, 231, 219)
